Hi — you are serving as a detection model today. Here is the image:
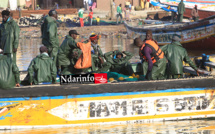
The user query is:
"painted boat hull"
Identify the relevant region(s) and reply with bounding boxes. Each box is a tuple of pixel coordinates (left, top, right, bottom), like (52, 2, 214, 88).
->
(1, 77, 215, 129)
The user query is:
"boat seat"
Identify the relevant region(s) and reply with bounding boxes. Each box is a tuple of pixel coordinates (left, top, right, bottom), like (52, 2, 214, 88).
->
(183, 66, 210, 76)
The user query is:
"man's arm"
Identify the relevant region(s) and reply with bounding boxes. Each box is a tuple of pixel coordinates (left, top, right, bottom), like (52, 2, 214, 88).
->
(123, 51, 133, 62)
(50, 60, 57, 84)
(144, 46, 153, 72)
(184, 50, 198, 71)
(27, 59, 35, 85)
(104, 51, 114, 64)
(13, 22, 20, 52)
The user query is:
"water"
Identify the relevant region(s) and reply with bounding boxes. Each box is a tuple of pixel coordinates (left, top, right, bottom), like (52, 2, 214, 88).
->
(1, 120, 215, 134)
(14, 34, 215, 133)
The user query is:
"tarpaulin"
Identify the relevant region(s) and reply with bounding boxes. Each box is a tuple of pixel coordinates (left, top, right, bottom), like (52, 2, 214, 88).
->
(151, 1, 178, 12)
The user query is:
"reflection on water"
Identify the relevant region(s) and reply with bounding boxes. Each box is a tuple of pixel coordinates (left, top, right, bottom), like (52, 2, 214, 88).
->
(1, 120, 215, 134)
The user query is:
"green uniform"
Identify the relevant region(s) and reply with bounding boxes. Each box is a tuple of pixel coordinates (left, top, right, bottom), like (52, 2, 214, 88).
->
(41, 16, 59, 65)
(91, 43, 111, 72)
(0, 55, 20, 89)
(27, 53, 57, 85)
(58, 35, 78, 67)
(104, 51, 134, 75)
(0, 18, 20, 63)
(177, 1, 185, 22)
(161, 41, 198, 79)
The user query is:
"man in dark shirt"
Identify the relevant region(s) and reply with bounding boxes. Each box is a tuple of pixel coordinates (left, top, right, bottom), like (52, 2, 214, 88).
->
(134, 30, 166, 80)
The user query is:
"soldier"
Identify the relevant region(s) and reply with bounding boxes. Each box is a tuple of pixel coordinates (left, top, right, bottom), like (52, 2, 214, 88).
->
(58, 30, 81, 74)
(104, 50, 134, 75)
(0, 49, 20, 89)
(41, 9, 59, 65)
(89, 34, 111, 72)
(27, 46, 57, 85)
(0, 10, 20, 63)
(161, 34, 200, 79)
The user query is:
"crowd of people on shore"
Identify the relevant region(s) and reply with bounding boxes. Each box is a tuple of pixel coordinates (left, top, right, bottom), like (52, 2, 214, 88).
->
(0, 9, 201, 89)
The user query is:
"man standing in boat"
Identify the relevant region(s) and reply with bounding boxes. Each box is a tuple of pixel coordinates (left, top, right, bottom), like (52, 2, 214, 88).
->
(57, 30, 81, 74)
(134, 30, 167, 80)
(161, 34, 200, 79)
(27, 46, 57, 85)
(41, 9, 59, 66)
(191, 5, 199, 22)
(0, 10, 20, 63)
(0, 49, 20, 89)
(177, 0, 185, 22)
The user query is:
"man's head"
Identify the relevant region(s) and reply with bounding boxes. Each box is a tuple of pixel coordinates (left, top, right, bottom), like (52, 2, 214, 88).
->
(119, 4, 122, 7)
(172, 34, 182, 42)
(40, 46, 48, 53)
(181, 0, 183, 2)
(48, 9, 58, 19)
(90, 34, 99, 44)
(69, 30, 79, 39)
(116, 51, 123, 59)
(146, 30, 153, 40)
(134, 37, 144, 48)
(1, 10, 10, 22)
(90, 7, 92, 12)
(195, 4, 197, 9)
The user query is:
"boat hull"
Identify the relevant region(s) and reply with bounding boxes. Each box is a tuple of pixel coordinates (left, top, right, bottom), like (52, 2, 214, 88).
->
(1, 78, 215, 129)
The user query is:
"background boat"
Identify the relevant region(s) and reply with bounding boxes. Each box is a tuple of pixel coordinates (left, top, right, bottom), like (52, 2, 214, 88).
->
(124, 15, 215, 49)
(159, 0, 215, 19)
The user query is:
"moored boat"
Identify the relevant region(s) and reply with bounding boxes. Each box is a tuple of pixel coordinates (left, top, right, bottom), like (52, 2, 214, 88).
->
(159, 0, 215, 19)
(124, 15, 215, 49)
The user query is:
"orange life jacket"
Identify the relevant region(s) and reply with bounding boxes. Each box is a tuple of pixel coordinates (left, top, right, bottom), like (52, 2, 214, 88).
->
(74, 42, 92, 69)
(139, 40, 164, 64)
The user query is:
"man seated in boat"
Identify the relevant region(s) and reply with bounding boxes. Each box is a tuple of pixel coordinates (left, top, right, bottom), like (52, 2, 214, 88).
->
(58, 30, 81, 74)
(161, 34, 200, 79)
(104, 50, 134, 76)
(89, 33, 111, 72)
(0, 49, 20, 89)
(134, 30, 167, 80)
(27, 46, 57, 85)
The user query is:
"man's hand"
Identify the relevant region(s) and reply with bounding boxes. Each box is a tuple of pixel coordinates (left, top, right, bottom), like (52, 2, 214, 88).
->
(16, 83, 20, 87)
(72, 51, 79, 58)
(30, 83, 33, 86)
(99, 57, 104, 64)
(196, 69, 203, 76)
(13, 48, 17, 53)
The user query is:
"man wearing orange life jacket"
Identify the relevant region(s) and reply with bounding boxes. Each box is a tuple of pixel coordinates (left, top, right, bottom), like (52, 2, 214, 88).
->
(134, 30, 167, 80)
